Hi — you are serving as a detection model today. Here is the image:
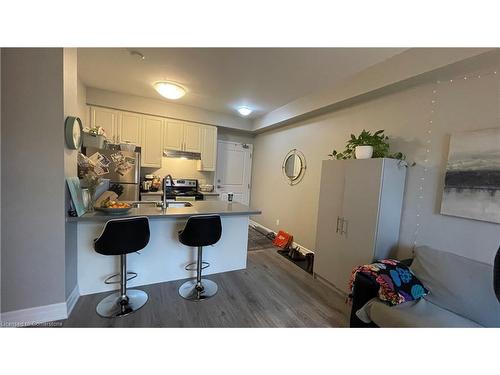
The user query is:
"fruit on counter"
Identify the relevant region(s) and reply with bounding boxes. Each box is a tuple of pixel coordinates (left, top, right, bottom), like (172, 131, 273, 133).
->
(100, 197, 131, 209)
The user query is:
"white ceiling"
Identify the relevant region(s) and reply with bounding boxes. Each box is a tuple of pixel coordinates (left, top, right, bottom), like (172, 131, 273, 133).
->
(78, 48, 405, 119)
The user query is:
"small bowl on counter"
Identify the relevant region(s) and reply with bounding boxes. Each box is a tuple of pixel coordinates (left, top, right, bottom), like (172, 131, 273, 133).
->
(199, 184, 214, 192)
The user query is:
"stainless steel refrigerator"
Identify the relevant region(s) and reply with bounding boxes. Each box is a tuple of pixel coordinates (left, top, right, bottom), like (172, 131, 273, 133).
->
(82, 147, 141, 201)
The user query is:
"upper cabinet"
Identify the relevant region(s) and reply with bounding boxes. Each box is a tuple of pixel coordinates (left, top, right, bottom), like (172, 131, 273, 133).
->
(88, 106, 217, 171)
(197, 125, 217, 171)
(163, 121, 201, 153)
(183, 123, 202, 153)
(118, 111, 142, 145)
(141, 116, 163, 168)
(163, 121, 184, 151)
(90, 106, 118, 143)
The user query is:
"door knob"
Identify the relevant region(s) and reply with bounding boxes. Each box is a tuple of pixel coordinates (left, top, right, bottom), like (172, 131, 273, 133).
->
(217, 185, 222, 189)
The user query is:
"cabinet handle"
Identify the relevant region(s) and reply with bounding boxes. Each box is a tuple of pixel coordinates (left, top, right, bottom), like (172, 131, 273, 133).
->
(341, 218, 348, 236)
(336, 216, 341, 233)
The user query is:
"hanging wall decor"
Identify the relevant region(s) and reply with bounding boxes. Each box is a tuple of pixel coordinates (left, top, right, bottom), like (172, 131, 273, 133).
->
(440, 127, 500, 224)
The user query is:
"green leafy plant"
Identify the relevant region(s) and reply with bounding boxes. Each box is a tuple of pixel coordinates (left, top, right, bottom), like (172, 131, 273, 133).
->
(328, 129, 410, 163)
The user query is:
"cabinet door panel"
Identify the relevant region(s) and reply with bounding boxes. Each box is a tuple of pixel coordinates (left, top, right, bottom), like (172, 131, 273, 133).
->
(163, 121, 184, 151)
(198, 125, 217, 171)
(340, 159, 383, 284)
(314, 160, 346, 287)
(91, 107, 117, 143)
(141, 116, 163, 167)
(119, 112, 142, 145)
(183, 123, 201, 153)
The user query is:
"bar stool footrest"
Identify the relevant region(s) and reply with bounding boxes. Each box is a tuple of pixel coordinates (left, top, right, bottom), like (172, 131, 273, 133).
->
(104, 271, 138, 285)
(184, 261, 210, 271)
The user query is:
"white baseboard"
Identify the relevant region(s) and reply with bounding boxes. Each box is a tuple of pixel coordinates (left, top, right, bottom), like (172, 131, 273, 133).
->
(249, 220, 314, 255)
(0, 285, 80, 326)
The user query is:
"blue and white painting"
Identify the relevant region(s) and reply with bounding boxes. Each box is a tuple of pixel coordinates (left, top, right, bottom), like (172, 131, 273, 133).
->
(440, 127, 500, 224)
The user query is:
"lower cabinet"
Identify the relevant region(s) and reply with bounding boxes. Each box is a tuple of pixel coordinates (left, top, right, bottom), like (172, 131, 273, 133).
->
(141, 116, 163, 168)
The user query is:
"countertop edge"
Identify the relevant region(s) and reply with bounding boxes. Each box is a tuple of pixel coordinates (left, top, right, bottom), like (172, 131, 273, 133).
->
(67, 209, 262, 222)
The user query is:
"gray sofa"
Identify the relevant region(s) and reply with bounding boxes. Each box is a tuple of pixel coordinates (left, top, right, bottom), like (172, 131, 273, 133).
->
(356, 246, 500, 327)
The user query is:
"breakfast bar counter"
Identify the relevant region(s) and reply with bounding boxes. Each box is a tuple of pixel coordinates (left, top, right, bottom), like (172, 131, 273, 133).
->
(73, 201, 262, 295)
(67, 201, 260, 222)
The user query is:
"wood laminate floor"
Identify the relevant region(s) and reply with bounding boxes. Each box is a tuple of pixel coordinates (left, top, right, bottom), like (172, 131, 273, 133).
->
(62, 229, 350, 327)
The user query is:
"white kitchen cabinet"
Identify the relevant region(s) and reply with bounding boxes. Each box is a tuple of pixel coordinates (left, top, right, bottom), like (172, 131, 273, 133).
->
(90, 106, 118, 143)
(141, 115, 163, 167)
(163, 121, 201, 153)
(163, 121, 184, 151)
(183, 123, 201, 153)
(197, 125, 217, 171)
(118, 111, 142, 145)
(314, 158, 406, 294)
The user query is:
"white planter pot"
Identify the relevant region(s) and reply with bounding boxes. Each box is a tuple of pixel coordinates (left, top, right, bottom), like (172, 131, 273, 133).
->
(355, 145, 373, 159)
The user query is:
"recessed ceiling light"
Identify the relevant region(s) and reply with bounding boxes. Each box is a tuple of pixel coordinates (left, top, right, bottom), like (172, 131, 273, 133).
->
(237, 106, 252, 116)
(129, 50, 145, 60)
(154, 81, 186, 100)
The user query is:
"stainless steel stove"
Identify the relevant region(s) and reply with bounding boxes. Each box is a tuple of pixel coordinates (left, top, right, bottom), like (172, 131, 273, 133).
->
(164, 178, 204, 201)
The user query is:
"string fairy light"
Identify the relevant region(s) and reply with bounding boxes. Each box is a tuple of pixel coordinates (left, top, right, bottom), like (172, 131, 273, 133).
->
(411, 68, 499, 251)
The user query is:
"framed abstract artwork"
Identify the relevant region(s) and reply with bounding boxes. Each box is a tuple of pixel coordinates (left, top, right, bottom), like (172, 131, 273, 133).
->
(440, 127, 500, 224)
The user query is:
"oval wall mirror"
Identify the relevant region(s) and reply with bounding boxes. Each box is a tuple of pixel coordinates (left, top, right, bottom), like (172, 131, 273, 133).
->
(282, 149, 306, 185)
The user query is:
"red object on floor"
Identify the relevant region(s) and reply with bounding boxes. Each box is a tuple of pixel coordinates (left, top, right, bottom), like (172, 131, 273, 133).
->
(273, 230, 293, 249)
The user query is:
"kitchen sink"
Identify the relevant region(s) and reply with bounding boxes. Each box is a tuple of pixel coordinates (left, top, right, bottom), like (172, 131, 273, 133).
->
(166, 202, 193, 208)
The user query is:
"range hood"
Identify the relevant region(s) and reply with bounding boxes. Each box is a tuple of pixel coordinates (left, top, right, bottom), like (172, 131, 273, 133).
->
(163, 149, 201, 160)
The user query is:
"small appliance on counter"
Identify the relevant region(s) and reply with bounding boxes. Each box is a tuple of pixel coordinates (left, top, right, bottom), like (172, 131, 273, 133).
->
(164, 178, 204, 201)
(141, 174, 162, 192)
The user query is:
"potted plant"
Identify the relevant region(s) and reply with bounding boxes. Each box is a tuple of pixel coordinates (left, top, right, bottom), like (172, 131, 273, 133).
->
(328, 129, 410, 163)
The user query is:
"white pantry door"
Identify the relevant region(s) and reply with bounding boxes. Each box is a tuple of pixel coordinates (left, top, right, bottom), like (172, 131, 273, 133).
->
(216, 141, 253, 205)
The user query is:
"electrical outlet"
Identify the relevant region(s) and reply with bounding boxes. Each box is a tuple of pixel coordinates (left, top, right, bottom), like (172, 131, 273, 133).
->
(276, 219, 280, 226)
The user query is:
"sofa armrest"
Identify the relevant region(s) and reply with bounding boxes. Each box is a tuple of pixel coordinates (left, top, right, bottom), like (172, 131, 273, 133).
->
(350, 272, 379, 327)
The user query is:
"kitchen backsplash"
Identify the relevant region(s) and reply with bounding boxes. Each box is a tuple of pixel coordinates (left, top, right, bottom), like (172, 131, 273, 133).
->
(141, 156, 214, 185)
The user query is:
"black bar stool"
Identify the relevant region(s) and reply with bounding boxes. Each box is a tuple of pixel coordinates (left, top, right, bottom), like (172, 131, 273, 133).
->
(94, 217, 150, 318)
(178, 215, 222, 301)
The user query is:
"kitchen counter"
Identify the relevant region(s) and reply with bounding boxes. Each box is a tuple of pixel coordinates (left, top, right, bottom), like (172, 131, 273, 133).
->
(68, 201, 260, 222)
(74, 201, 261, 296)
(198, 191, 219, 196)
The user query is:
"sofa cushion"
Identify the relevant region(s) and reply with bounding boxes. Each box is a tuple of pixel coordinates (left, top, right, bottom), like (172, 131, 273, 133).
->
(410, 246, 500, 327)
(356, 298, 481, 327)
(349, 259, 428, 305)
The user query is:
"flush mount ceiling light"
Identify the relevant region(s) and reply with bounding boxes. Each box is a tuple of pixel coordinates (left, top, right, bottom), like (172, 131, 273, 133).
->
(153, 81, 186, 100)
(237, 106, 252, 116)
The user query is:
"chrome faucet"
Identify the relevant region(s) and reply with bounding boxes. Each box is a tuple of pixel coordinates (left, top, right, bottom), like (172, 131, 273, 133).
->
(163, 174, 175, 209)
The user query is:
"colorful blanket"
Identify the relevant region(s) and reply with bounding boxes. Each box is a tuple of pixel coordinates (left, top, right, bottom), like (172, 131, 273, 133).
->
(349, 259, 429, 306)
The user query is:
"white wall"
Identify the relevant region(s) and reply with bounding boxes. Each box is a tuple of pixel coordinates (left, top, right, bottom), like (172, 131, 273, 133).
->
(218, 127, 254, 145)
(251, 53, 500, 264)
(64, 48, 79, 299)
(1, 49, 67, 312)
(86, 87, 252, 131)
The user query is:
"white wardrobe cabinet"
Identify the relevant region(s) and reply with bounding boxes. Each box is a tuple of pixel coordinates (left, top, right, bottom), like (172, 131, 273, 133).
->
(314, 158, 406, 293)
